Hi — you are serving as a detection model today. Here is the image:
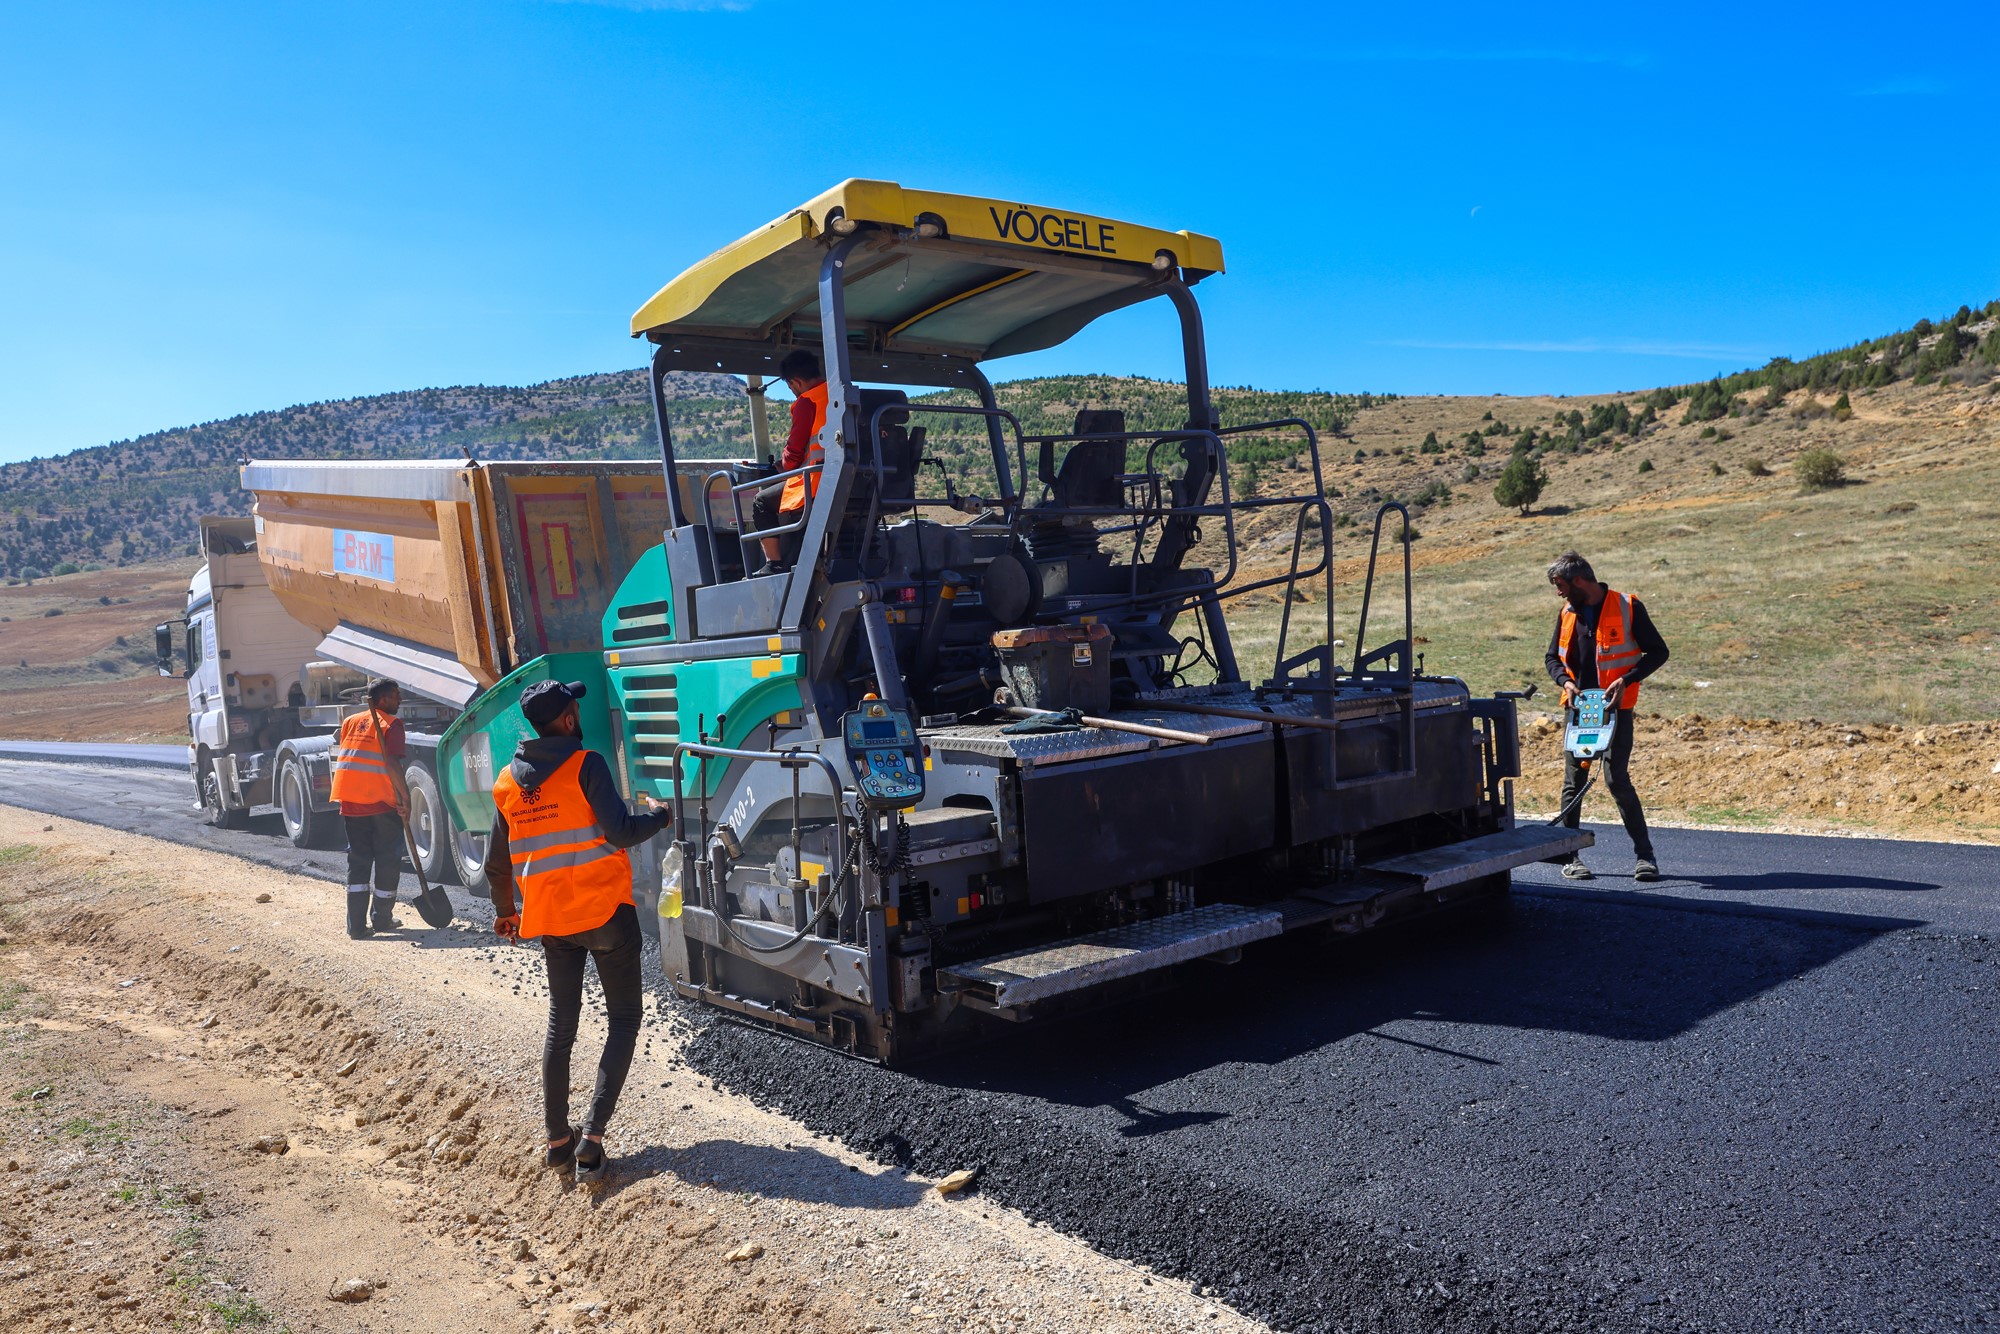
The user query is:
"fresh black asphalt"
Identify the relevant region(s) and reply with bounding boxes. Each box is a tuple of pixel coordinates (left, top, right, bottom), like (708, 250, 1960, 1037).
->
(5, 750, 1997, 1331)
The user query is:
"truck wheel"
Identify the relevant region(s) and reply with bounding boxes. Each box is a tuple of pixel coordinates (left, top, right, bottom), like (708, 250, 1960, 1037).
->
(403, 764, 456, 887)
(201, 759, 251, 831)
(451, 825, 489, 894)
(278, 756, 332, 849)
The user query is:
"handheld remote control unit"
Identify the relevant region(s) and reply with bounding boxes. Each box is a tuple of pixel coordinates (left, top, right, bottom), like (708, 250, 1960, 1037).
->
(842, 700, 925, 809)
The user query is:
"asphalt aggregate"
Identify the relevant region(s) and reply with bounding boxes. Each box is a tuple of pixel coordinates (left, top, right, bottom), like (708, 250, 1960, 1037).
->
(7, 749, 1999, 1332)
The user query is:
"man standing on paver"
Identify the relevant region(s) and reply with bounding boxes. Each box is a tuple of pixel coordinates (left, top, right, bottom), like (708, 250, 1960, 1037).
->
(1545, 552, 1671, 882)
(485, 679, 673, 1182)
(331, 678, 412, 938)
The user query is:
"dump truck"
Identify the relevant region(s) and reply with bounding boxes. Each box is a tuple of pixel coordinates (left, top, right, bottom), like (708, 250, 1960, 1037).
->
(283, 180, 1581, 1063)
(162, 462, 683, 899)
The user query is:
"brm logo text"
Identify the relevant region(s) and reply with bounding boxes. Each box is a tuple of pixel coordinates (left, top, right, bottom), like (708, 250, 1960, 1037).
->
(987, 207, 1117, 256)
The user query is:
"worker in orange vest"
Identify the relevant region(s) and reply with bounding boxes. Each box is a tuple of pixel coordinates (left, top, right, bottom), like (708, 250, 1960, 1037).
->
(747, 348, 829, 578)
(1545, 552, 1671, 883)
(486, 679, 672, 1182)
(331, 678, 413, 938)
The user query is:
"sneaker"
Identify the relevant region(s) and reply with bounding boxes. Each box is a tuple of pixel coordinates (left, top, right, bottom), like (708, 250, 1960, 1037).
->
(750, 560, 789, 578)
(1561, 860, 1595, 881)
(545, 1126, 578, 1170)
(574, 1136, 607, 1184)
(1633, 859, 1660, 883)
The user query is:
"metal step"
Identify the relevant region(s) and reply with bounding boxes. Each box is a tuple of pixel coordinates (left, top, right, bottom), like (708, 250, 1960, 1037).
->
(1360, 824, 1593, 892)
(937, 904, 1284, 1008)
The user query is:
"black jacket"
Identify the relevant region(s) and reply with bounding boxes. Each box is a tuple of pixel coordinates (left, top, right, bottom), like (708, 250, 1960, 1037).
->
(484, 735, 672, 914)
(1545, 592, 1670, 700)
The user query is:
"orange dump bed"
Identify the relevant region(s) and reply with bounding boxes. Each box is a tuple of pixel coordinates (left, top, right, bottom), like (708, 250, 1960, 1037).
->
(241, 460, 685, 704)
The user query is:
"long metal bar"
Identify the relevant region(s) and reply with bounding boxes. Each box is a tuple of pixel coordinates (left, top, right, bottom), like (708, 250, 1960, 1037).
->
(998, 706, 1213, 746)
(1159, 699, 1344, 734)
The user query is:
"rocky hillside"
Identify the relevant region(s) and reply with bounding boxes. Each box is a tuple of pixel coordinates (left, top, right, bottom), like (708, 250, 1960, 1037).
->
(0, 370, 744, 578)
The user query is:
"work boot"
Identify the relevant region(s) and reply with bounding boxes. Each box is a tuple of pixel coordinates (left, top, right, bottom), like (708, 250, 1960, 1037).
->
(370, 892, 398, 931)
(1633, 859, 1661, 883)
(1560, 860, 1594, 881)
(751, 560, 788, 579)
(345, 890, 372, 940)
(574, 1135, 607, 1184)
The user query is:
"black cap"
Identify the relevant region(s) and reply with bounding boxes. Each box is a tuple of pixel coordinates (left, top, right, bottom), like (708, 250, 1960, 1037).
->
(520, 679, 588, 727)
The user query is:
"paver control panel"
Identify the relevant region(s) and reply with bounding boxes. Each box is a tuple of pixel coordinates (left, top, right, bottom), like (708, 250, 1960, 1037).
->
(842, 701, 924, 809)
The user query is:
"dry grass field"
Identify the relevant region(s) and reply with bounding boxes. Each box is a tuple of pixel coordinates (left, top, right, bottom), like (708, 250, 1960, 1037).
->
(0, 561, 196, 742)
(1227, 375, 2000, 727)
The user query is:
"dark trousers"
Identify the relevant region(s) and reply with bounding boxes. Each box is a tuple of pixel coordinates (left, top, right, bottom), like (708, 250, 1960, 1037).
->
(541, 902, 644, 1140)
(1559, 707, 1655, 862)
(343, 812, 403, 895)
(750, 482, 787, 542)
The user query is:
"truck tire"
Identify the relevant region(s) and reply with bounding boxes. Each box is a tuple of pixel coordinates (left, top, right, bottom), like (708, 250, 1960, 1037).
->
(201, 758, 251, 831)
(403, 763, 457, 888)
(451, 825, 489, 895)
(278, 755, 334, 849)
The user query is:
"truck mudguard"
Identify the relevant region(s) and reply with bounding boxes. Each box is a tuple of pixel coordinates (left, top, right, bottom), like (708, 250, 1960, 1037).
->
(437, 650, 614, 837)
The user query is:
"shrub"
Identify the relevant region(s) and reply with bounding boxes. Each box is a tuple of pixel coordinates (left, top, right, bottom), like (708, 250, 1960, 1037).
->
(1353, 449, 1366, 464)
(51, 562, 80, 577)
(43, 606, 63, 617)
(1709, 462, 1725, 476)
(1833, 390, 1852, 420)
(1795, 448, 1845, 491)
(1491, 453, 1547, 515)
(1459, 462, 1481, 482)
(1464, 437, 1486, 457)
(1637, 458, 1655, 473)
(1419, 431, 1442, 454)
(1745, 457, 1771, 476)
(1681, 379, 1735, 423)
(1699, 425, 1718, 439)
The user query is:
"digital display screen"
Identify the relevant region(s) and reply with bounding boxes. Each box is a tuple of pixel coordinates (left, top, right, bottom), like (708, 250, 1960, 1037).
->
(860, 719, 899, 741)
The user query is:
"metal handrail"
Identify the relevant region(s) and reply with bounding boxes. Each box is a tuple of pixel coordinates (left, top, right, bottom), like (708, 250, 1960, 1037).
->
(1348, 501, 1415, 686)
(667, 739, 849, 884)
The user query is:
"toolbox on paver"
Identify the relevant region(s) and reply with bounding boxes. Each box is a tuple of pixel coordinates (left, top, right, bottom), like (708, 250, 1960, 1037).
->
(991, 623, 1112, 714)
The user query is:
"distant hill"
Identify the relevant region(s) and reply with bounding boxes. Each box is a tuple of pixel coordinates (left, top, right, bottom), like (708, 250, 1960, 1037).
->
(0, 370, 742, 579)
(2, 295, 1994, 582)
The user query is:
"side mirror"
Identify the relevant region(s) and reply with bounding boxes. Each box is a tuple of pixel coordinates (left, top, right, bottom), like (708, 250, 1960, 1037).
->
(154, 623, 176, 678)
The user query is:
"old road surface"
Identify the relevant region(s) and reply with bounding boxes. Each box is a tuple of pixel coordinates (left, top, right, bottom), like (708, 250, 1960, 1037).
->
(3, 749, 1997, 1333)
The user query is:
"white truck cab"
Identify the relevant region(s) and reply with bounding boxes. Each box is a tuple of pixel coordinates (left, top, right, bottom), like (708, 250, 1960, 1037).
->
(156, 516, 483, 888)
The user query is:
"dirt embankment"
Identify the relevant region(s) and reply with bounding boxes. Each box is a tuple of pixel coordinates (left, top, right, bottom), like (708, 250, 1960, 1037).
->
(0, 810, 1258, 1334)
(1515, 711, 2000, 843)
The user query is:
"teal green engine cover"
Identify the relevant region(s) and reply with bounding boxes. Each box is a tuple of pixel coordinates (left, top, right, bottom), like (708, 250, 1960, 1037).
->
(600, 542, 807, 801)
(438, 651, 616, 837)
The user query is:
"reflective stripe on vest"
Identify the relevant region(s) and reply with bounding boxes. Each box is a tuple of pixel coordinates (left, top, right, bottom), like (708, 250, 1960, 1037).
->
(329, 711, 397, 806)
(492, 749, 632, 939)
(778, 381, 831, 513)
(1558, 589, 1644, 708)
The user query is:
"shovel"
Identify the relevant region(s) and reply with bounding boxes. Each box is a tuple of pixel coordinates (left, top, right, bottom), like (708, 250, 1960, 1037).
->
(402, 818, 456, 929)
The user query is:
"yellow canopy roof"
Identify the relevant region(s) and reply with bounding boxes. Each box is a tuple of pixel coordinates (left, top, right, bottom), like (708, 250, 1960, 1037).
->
(630, 180, 1225, 362)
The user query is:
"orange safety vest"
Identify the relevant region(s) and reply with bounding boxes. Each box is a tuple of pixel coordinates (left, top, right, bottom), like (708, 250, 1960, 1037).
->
(492, 750, 632, 939)
(777, 381, 830, 513)
(1558, 589, 1645, 708)
(329, 710, 397, 807)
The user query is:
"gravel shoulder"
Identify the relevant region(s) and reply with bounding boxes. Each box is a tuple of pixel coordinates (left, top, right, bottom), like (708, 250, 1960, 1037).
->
(0, 806, 1262, 1334)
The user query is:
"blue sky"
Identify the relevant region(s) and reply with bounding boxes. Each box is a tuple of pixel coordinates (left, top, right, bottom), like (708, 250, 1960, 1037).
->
(1, 0, 1993, 462)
